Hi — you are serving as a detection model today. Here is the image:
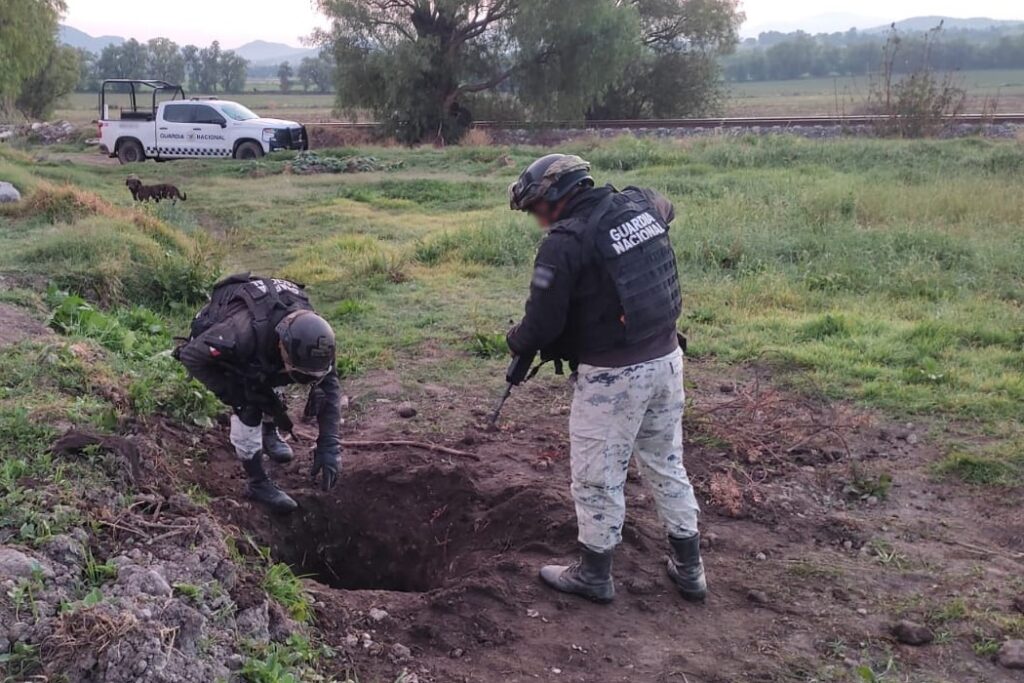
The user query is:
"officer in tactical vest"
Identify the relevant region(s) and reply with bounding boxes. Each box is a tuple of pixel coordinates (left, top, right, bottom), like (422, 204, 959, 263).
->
(178, 274, 343, 513)
(507, 154, 706, 603)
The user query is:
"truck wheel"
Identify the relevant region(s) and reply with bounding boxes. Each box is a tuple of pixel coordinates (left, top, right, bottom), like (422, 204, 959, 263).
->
(235, 142, 263, 160)
(117, 139, 145, 164)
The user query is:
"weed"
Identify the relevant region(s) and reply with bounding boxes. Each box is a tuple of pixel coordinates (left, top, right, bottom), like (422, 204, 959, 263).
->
(870, 540, 909, 570)
(0, 642, 41, 682)
(173, 582, 203, 602)
(242, 634, 335, 683)
(263, 563, 313, 623)
(845, 466, 893, 501)
(468, 331, 508, 359)
(972, 634, 1001, 657)
(83, 549, 117, 587)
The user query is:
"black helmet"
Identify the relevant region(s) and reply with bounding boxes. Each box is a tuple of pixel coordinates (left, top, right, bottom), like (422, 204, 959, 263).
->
(509, 154, 593, 212)
(276, 310, 336, 384)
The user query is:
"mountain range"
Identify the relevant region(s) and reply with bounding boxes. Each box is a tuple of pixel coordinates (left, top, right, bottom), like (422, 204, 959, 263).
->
(744, 14, 1023, 37)
(63, 15, 1024, 61)
(58, 26, 318, 66)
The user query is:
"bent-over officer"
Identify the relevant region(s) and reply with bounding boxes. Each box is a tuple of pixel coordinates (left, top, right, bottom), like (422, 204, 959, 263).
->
(177, 274, 342, 513)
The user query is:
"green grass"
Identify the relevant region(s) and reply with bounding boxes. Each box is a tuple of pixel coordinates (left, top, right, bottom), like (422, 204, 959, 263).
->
(726, 68, 1024, 116)
(2, 135, 1024, 487)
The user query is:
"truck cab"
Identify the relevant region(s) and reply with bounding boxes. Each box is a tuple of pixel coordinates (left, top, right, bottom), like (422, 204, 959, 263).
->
(98, 79, 308, 164)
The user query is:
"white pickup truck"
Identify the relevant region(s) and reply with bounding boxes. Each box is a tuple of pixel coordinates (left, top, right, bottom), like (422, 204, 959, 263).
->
(97, 79, 308, 164)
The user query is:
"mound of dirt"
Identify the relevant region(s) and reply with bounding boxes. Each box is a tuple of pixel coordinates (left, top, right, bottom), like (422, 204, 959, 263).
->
(0, 303, 52, 348)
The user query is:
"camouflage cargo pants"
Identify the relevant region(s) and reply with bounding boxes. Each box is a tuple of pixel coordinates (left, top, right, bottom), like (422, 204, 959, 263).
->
(569, 347, 700, 552)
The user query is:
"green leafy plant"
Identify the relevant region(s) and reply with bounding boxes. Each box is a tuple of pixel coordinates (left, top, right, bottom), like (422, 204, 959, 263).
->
(263, 563, 313, 623)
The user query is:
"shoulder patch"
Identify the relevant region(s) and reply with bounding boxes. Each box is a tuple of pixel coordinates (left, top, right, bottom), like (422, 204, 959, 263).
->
(531, 263, 556, 290)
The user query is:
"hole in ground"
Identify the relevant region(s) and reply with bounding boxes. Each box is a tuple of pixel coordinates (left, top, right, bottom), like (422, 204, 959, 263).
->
(263, 465, 483, 592)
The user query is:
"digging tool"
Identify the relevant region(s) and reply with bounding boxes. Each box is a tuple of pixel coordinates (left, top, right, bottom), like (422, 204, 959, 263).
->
(487, 350, 537, 429)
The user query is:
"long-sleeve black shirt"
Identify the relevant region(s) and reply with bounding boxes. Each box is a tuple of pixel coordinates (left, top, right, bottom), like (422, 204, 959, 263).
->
(507, 185, 680, 368)
(179, 307, 342, 454)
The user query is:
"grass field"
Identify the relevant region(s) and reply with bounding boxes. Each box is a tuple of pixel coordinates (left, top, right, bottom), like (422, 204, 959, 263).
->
(2, 135, 1023, 477)
(49, 67, 1024, 125)
(727, 68, 1024, 116)
(1, 135, 1023, 680)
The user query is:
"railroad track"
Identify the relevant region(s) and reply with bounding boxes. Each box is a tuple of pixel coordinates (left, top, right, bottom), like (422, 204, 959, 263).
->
(305, 113, 1024, 130)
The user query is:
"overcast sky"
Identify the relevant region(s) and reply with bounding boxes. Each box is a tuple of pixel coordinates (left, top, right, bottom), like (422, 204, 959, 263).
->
(62, 0, 1024, 48)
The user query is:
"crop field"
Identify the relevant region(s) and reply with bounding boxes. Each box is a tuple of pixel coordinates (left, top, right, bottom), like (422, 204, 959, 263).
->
(51, 68, 1024, 126)
(727, 68, 1024, 116)
(56, 90, 342, 125)
(0, 135, 1022, 682)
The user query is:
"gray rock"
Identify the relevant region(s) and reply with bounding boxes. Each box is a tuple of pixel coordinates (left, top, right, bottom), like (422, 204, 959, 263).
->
(747, 590, 769, 605)
(997, 640, 1024, 669)
(0, 182, 20, 204)
(236, 600, 270, 644)
(1013, 595, 1024, 614)
(892, 620, 933, 646)
(0, 547, 47, 579)
(397, 404, 417, 419)
(122, 568, 172, 598)
(390, 642, 412, 663)
(42, 534, 86, 567)
(369, 607, 389, 622)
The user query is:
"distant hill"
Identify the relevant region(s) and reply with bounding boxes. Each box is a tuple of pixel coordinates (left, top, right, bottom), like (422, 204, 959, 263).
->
(232, 40, 318, 67)
(59, 25, 124, 52)
(867, 16, 1024, 33)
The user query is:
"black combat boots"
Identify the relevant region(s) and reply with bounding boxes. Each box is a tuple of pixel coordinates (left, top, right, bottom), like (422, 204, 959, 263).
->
(666, 533, 707, 602)
(242, 451, 298, 513)
(539, 545, 615, 603)
(262, 422, 295, 463)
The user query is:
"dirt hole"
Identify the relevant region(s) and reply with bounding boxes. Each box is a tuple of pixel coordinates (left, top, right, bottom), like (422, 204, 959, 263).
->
(263, 465, 483, 593)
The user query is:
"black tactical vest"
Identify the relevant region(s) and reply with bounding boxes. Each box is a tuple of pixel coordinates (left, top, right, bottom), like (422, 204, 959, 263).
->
(554, 188, 682, 353)
(189, 273, 313, 377)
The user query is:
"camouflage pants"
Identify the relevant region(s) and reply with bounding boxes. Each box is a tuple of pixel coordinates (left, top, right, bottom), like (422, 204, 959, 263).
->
(569, 347, 700, 552)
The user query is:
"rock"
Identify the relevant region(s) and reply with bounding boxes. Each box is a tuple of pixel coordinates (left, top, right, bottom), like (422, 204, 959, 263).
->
(754, 552, 767, 562)
(226, 654, 246, 670)
(0, 182, 21, 204)
(236, 601, 271, 644)
(997, 640, 1024, 669)
(43, 534, 86, 567)
(718, 383, 735, 393)
(906, 433, 920, 445)
(0, 547, 47, 579)
(1013, 595, 1024, 614)
(747, 590, 769, 605)
(119, 567, 172, 598)
(892, 620, 933, 646)
(389, 642, 412, 663)
(397, 404, 417, 419)
(369, 607, 389, 622)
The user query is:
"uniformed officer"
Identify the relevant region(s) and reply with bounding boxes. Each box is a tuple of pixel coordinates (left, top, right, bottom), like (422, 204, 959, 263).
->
(178, 274, 342, 513)
(507, 155, 706, 603)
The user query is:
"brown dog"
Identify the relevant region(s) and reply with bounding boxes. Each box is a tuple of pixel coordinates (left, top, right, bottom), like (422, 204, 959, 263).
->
(126, 176, 187, 203)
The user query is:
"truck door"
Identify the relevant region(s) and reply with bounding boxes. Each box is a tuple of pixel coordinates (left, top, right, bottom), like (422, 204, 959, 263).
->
(183, 104, 232, 158)
(155, 103, 194, 157)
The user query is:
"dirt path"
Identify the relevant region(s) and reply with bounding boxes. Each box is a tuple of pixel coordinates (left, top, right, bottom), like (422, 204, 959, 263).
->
(170, 362, 1023, 683)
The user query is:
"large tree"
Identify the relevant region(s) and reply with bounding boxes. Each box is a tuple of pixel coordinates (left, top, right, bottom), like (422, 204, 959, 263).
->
(147, 37, 186, 84)
(16, 44, 79, 118)
(0, 0, 66, 109)
(317, 0, 640, 143)
(590, 0, 743, 119)
(298, 54, 335, 93)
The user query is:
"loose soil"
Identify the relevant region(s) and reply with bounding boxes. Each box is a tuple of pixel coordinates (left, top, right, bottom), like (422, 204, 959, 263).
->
(169, 363, 1023, 683)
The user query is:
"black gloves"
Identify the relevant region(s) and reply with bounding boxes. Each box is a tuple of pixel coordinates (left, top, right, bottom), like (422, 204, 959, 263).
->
(310, 446, 339, 491)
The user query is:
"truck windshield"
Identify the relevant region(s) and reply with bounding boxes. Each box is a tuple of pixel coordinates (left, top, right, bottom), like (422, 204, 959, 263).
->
(220, 103, 259, 121)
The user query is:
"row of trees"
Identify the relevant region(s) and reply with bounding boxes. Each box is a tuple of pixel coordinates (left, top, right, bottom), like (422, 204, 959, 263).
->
(1, 0, 79, 118)
(315, 0, 744, 143)
(277, 55, 336, 93)
(724, 28, 1024, 82)
(77, 39, 249, 94)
